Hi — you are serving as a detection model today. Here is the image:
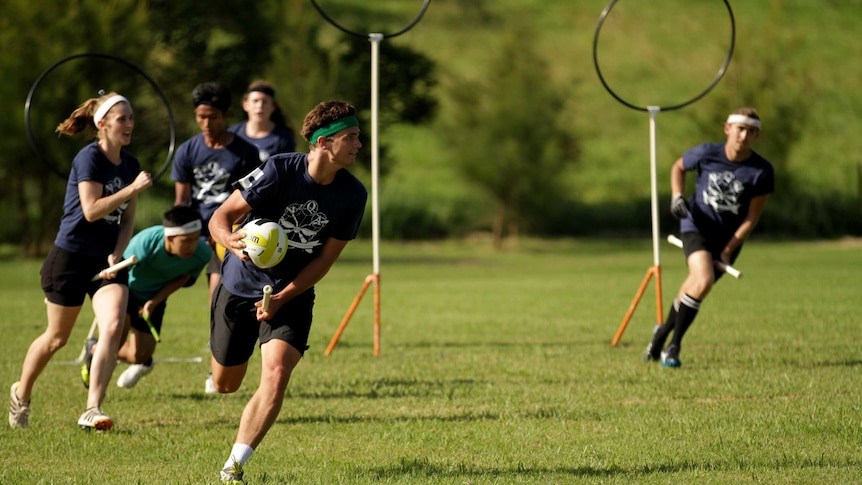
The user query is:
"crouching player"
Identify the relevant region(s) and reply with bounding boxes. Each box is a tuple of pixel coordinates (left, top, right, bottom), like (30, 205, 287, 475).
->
(111, 205, 211, 387)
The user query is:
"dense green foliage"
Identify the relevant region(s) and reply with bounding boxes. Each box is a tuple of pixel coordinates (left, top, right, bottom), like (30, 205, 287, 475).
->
(2, 238, 861, 483)
(383, 0, 862, 239)
(1, 0, 860, 250)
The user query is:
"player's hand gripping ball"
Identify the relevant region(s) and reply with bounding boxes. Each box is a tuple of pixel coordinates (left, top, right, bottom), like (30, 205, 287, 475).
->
(240, 219, 287, 269)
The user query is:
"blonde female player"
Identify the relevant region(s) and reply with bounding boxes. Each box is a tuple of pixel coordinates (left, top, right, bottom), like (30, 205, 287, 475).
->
(9, 92, 152, 430)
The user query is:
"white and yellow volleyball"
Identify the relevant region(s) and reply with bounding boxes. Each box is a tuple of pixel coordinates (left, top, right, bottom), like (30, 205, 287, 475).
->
(240, 219, 287, 269)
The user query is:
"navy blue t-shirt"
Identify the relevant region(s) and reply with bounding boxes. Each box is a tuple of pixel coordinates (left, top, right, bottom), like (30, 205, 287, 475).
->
(54, 142, 140, 258)
(220, 153, 367, 298)
(170, 133, 260, 231)
(229, 120, 296, 163)
(679, 142, 775, 241)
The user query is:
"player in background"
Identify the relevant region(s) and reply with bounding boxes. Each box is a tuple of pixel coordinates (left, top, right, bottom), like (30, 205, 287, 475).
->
(645, 107, 775, 368)
(110, 205, 211, 388)
(229, 80, 296, 163)
(10, 92, 152, 431)
(171, 81, 260, 301)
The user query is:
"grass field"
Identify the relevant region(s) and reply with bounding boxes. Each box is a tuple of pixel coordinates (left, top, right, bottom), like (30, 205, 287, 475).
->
(1, 238, 861, 484)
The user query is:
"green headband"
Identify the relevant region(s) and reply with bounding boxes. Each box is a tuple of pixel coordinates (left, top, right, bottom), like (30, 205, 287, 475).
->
(309, 116, 359, 144)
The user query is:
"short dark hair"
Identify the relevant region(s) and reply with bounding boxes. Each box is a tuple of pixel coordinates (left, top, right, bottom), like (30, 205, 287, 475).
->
(163, 205, 201, 228)
(192, 82, 231, 113)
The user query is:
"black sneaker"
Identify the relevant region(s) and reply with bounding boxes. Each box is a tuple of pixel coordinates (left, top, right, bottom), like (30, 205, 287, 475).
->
(660, 344, 681, 368)
(643, 341, 661, 363)
(80, 338, 97, 389)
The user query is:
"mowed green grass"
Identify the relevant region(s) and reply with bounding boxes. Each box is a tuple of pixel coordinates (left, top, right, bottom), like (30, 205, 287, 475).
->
(1, 238, 861, 484)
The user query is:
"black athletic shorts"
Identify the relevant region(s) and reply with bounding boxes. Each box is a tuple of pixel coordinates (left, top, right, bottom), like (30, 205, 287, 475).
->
(210, 283, 314, 366)
(127, 292, 167, 336)
(41, 246, 129, 307)
(680, 231, 741, 281)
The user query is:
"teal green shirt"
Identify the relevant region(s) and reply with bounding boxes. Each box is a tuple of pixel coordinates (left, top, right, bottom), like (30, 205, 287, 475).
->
(123, 226, 211, 301)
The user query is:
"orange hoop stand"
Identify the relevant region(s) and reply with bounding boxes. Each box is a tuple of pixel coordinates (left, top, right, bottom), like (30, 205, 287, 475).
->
(325, 273, 381, 356)
(611, 265, 663, 346)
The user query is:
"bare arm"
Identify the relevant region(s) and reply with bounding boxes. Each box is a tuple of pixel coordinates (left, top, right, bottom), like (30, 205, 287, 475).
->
(210, 190, 352, 319)
(208, 190, 252, 259)
(720, 194, 770, 264)
(142, 274, 192, 317)
(174, 182, 191, 206)
(78, 171, 151, 223)
(259, 238, 349, 320)
(112, 196, 137, 266)
(670, 157, 686, 196)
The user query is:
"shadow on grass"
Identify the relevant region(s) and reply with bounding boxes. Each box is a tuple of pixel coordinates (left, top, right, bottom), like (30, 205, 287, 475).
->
(275, 406, 590, 426)
(383, 340, 599, 349)
(291, 376, 484, 400)
(276, 410, 502, 426)
(808, 358, 862, 368)
(365, 456, 862, 481)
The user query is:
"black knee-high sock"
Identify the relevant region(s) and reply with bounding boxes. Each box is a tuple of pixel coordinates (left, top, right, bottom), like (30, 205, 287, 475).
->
(651, 299, 679, 349)
(670, 293, 701, 348)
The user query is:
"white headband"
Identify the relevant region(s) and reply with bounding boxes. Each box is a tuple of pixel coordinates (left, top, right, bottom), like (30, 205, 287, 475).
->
(164, 220, 202, 236)
(726, 114, 761, 129)
(93, 95, 129, 127)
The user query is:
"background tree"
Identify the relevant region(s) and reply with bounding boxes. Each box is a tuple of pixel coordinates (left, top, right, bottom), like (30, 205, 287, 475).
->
(0, 0, 155, 256)
(438, 26, 579, 248)
(261, 0, 437, 175)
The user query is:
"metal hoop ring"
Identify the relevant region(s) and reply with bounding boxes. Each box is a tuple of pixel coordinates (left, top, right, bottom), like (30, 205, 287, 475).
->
(24, 52, 177, 181)
(592, 0, 735, 112)
(310, 0, 431, 39)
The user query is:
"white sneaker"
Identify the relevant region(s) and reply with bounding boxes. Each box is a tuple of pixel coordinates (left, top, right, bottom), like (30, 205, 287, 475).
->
(220, 461, 245, 484)
(117, 361, 155, 388)
(77, 406, 113, 431)
(9, 382, 30, 429)
(205, 373, 217, 394)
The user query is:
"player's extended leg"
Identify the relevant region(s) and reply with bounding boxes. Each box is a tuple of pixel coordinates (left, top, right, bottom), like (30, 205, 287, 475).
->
(234, 339, 301, 448)
(210, 358, 249, 394)
(17, 302, 81, 401)
(118, 326, 157, 364)
(78, 284, 127, 429)
(219, 339, 300, 481)
(661, 251, 714, 367)
(644, 300, 678, 362)
(116, 324, 158, 389)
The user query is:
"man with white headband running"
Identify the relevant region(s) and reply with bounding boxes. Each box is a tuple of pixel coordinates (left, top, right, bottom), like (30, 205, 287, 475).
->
(92, 205, 211, 389)
(644, 107, 775, 368)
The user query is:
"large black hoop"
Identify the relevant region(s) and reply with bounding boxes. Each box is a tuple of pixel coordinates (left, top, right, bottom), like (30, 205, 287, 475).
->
(592, 0, 735, 112)
(309, 0, 431, 39)
(24, 52, 176, 181)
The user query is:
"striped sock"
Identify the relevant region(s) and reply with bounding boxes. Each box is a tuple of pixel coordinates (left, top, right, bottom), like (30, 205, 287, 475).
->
(670, 293, 701, 348)
(651, 299, 679, 351)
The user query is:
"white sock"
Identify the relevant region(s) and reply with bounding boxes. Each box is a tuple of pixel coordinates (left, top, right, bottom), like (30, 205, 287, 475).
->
(223, 443, 254, 470)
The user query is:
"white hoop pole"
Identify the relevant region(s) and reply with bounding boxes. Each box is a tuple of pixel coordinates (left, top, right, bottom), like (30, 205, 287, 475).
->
(310, 1, 430, 356)
(370, 33, 382, 276)
(648, 106, 661, 269)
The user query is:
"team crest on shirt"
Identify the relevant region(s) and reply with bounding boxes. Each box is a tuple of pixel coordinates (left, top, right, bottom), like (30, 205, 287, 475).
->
(279, 201, 329, 253)
(702, 171, 743, 214)
(103, 176, 128, 224)
(192, 161, 231, 204)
